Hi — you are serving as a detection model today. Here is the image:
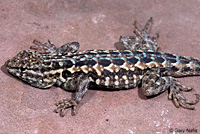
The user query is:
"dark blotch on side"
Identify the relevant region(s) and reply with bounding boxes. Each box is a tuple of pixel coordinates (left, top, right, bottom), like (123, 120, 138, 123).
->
(195, 63, 200, 72)
(55, 73, 60, 77)
(62, 70, 71, 79)
(40, 68, 46, 73)
(101, 69, 112, 79)
(165, 53, 177, 59)
(87, 59, 96, 66)
(64, 60, 73, 68)
(75, 59, 96, 67)
(49, 74, 54, 77)
(54, 62, 60, 69)
(118, 68, 128, 76)
(45, 62, 51, 65)
(168, 58, 177, 63)
(33, 68, 39, 72)
(109, 51, 120, 55)
(179, 57, 190, 64)
(113, 59, 124, 65)
(196, 68, 200, 72)
(147, 51, 160, 55)
(99, 59, 111, 67)
(71, 53, 96, 58)
(127, 57, 138, 64)
(165, 53, 177, 63)
(182, 67, 191, 72)
(79, 55, 86, 58)
(155, 57, 165, 63)
(75, 61, 85, 66)
(191, 59, 199, 62)
(142, 57, 152, 63)
(39, 67, 51, 73)
(171, 66, 179, 72)
(98, 52, 110, 55)
(121, 51, 131, 55)
(134, 51, 143, 56)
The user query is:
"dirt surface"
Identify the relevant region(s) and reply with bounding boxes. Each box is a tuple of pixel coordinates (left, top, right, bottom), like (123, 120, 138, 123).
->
(1, 0, 200, 134)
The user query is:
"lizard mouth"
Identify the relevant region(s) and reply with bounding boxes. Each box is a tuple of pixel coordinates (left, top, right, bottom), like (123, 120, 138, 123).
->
(5, 59, 15, 72)
(5, 57, 43, 86)
(5, 59, 25, 77)
(4, 59, 10, 68)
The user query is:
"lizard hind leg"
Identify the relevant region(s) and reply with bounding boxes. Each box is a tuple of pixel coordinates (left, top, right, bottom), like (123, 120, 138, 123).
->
(134, 17, 153, 37)
(142, 68, 200, 109)
(120, 17, 159, 52)
(141, 68, 171, 97)
(30, 39, 80, 55)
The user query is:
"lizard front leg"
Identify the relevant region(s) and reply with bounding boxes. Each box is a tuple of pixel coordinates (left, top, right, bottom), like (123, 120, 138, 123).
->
(142, 68, 199, 109)
(54, 74, 90, 117)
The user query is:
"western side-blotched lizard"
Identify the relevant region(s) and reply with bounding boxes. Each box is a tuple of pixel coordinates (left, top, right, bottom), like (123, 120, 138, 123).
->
(5, 18, 200, 117)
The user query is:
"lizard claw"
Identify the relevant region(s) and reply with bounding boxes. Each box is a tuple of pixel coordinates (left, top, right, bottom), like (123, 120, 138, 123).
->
(30, 39, 57, 54)
(169, 81, 200, 110)
(172, 93, 199, 110)
(54, 98, 77, 117)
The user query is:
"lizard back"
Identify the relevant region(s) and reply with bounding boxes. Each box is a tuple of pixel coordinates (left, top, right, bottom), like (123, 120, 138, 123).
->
(5, 49, 200, 89)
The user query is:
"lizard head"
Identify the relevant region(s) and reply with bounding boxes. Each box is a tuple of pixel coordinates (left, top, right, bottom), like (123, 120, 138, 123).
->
(5, 50, 55, 88)
(5, 50, 41, 75)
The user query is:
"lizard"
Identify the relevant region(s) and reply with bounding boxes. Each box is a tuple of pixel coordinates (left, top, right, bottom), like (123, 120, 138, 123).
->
(5, 17, 200, 117)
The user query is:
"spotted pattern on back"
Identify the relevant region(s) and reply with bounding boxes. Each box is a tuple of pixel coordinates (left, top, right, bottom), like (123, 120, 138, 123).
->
(6, 49, 200, 89)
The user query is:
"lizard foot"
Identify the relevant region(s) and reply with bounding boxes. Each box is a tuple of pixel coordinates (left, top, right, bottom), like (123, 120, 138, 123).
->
(54, 98, 77, 117)
(31, 39, 80, 55)
(120, 17, 159, 52)
(169, 78, 200, 109)
(31, 39, 57, 54)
